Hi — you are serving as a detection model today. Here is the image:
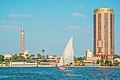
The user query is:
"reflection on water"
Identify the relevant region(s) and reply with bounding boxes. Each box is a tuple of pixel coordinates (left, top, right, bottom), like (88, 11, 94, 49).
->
(0, 67, 120, 80)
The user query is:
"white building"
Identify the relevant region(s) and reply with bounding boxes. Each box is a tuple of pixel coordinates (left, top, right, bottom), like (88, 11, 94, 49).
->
(48, 55, 58, 59)
(86, 49, 93, 58)
(4, 54, 13, 59)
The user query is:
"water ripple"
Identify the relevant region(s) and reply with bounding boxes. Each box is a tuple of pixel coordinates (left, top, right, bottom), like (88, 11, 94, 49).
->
(0, 67, 120, 80)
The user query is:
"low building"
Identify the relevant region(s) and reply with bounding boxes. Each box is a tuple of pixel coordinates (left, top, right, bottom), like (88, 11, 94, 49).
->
(37, 55, 59, 66)
(48, 55, 59, 66)
(0, 63, 6, 67)
(9, 62, 37, 67)
(83, 60, 100, 67)
(84, 49, 101, 66)
(48, 55, 58, 59)
(32, 55, 59, 66)
(3, 54, 13, 59)
(40, 59, 50, 65)
(83, 60, 94, 66)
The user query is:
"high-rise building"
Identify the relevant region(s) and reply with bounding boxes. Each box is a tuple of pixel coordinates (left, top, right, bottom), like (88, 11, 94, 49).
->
(20, 24, 25, 54)
(94, 8, 114, 59)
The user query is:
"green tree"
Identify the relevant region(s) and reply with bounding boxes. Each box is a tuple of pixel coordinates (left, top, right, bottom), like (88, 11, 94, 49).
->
(108, 61, 112, 66)
(30, 54, 34, 59)
(104, 59, 113, 66)
(74, 56, 77, 62)
(114, 62, 120, 66)
(77, 57, 84, 62)
(46, 55, 49, 59)
(100, 59, 104, 66)
(18, 55, 25, 62)
(114, 54, 120, 59)
(19, 53, 22, 56)
(37, 53, 42, 59)
(74, 56, 84, 62)
(96, 60, 100, 64)
(105, 59, 109, 66)
(0, 55, 4, 61)
(11, 54, 18, 62)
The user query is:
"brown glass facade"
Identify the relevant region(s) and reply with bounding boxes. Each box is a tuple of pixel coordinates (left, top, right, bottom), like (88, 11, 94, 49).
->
(94, 8, 114, 59)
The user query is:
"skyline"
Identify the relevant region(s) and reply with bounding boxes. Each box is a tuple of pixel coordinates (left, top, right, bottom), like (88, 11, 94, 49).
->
(0, 0, 120, 56)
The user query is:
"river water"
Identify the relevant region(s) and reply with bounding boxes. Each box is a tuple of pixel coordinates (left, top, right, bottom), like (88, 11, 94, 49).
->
(0, 67, 120, 80)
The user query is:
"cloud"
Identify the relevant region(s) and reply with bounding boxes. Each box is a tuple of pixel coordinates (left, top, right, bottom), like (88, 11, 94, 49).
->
(65, 25, 93, 35)
(65, 25, 80, 30)
(71, 12, 85, 18)
(0, 21, 20, 31)
(8, 13, 31, 18)
(0, 21, 19, 25)
(78, 5, 85, 8)
(0, 25, 19, 31)
(69, 26, 80, 29)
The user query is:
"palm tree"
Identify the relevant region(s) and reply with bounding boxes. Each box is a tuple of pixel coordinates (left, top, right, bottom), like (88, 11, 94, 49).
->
(12, 54, 18, 62)
(74, 56, 77, 62)
(46, 55, 49, 59)
(30, 54, 34, 59)
(42, 49, 45, 59)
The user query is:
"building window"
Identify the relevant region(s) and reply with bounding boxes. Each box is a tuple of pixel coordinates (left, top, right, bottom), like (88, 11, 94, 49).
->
(94, 14, 96, 53)
(110, 13, 113, 53)
(104, 13, 108, 53)
(98, 13, 101, 41)
(94, 14, 96, 40)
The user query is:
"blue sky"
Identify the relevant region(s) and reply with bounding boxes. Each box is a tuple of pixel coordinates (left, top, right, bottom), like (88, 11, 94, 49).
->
(0, 0, 120, 57)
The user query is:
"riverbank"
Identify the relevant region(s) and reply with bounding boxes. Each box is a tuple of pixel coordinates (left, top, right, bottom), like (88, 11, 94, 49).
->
(0, 65, 56, 67)
(98, 66, 120, 68)
(71, 66, 120, 68)
(1, 65, 120, 68)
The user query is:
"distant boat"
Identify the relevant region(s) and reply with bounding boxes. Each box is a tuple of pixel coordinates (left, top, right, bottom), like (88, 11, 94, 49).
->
(58, 37, 74, 70)
(58, 56, 67, 70)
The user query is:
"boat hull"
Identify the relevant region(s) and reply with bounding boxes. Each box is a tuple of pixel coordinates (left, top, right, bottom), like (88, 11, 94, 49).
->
(58, 66, 67, 70)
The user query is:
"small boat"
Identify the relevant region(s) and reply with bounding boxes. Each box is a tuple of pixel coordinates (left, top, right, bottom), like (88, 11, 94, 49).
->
(59, 66, 67, 70)
(58, 56, 67, 70)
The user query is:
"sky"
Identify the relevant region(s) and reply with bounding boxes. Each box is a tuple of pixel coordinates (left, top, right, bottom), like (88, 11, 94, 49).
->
(0, 0, 120, 57)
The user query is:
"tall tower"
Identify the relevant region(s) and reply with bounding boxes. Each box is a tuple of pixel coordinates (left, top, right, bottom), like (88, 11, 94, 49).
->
(94, 8, 114, 59)
(20, 24, 25, 54)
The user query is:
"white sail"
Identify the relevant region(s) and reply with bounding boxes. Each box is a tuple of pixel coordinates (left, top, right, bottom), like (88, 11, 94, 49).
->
(62, 37, 74, 66)
(58, 56, 64, 66)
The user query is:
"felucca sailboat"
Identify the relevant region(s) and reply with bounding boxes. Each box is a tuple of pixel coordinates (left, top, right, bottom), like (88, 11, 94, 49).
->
(58, 37, 74, 70)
